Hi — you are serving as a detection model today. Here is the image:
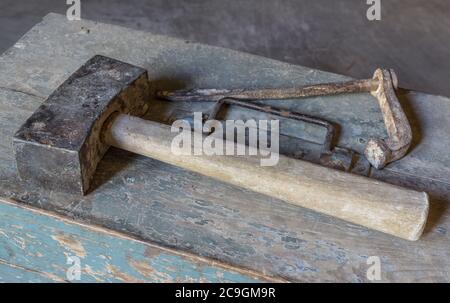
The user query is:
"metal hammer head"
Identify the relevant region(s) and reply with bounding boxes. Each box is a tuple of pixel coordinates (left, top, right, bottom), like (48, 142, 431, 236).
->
(13, 55, 151, 194)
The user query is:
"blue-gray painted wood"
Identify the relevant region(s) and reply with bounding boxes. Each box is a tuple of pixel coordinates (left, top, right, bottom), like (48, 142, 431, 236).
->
(0, 263, 56, 283)
(0, 199, 266, 282)
(0, 14, 449, 282)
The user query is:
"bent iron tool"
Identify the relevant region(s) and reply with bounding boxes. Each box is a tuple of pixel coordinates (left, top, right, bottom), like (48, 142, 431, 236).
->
(13, 55, 428, 241)
(157, 69, 412, 170)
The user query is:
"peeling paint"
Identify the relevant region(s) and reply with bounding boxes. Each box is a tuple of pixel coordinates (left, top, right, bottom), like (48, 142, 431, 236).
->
(51, 232, 87, 258)
(128, 258, 155, 278)
(106, 264, 142, 283)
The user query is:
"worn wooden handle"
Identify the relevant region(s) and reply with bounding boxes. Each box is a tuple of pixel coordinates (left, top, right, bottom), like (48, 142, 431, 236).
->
(103, 114, 429, 241)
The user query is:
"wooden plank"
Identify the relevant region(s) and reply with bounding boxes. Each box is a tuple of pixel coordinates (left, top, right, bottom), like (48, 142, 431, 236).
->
(0, 13, 449, 282)
(0, 198, 270, 283)
(0, 261, 57, 283)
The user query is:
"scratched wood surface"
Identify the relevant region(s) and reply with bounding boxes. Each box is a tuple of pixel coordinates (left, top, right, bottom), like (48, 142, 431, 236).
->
(0, 14, 449, 282)
(0, 198, 271, 283)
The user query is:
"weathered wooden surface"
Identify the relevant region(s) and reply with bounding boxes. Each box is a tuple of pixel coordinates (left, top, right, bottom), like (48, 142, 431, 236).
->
(0, 14, 449, 282)
(0, 198, 269, 283)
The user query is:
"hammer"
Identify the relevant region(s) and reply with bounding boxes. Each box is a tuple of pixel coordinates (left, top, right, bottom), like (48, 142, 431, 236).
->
(13, 55, 428, 241)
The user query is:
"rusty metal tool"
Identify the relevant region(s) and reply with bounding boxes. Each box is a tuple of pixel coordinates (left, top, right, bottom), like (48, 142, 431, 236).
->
(157, 69, 412, 169)
(205, 98, 336, 152)
(13, 55, 428, 240)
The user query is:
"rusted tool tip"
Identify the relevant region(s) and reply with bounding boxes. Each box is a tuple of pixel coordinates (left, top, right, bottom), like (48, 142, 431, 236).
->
(364, 69, 412, 169)
(157, 88, 231, 102)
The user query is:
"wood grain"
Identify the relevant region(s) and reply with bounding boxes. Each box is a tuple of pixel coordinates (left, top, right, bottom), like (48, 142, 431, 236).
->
(106, 114, 429, 241)
(0, 198, 273, 282)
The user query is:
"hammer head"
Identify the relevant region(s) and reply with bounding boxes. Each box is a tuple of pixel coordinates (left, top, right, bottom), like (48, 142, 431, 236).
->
(13, 55, 151, 194)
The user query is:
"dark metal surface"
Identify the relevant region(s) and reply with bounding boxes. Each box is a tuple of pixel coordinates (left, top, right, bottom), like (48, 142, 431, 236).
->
(157, 79, 377, 102)
(205, 98, 335, 152)
(364, 69, 412, 169)
(13, 55, 150, 194)
(204, 98, 366, 173)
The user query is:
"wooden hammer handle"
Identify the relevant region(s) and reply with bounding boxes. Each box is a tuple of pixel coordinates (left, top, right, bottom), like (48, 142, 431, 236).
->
(103, 114, 429, 241)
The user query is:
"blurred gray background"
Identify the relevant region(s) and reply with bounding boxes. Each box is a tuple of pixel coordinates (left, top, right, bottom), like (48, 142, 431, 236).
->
(0, 0, 449, 96)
